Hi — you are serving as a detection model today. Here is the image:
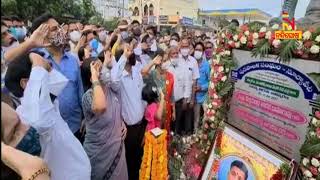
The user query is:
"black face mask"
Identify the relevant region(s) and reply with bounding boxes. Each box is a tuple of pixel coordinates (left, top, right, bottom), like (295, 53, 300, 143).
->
(15, 127, 41, 156)
(128, 53, 136, 66)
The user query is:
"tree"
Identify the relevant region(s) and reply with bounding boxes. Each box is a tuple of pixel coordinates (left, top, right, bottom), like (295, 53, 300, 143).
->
(1, 0, 100, 23)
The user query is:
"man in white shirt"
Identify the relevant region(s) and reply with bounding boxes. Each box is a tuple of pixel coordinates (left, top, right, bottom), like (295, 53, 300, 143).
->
(177, 38, 200, 135)
(111, 43, 146, 180)
(2, 52, 91, 180)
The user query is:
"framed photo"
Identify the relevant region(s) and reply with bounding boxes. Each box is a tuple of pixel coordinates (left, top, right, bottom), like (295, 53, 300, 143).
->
(201, 125, 297, 180)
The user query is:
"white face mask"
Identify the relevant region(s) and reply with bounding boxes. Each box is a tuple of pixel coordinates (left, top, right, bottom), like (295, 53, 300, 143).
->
(69, 31, 81, 43)
(194, 50, 203, 60)
(169, 40, 178, 47)
(98, 31, 107, 42)
(180, 48, 190, 57)
(134, 47, 142, 56)
(150, 40, 157, 52)
(48, 69, 69, 96)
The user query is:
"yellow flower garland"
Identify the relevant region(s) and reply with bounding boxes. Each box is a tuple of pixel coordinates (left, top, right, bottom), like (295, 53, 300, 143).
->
(140, 130, 168, 180)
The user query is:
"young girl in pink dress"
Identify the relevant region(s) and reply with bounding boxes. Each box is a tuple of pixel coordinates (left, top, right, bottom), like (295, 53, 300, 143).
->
(142, 84, 165, 131)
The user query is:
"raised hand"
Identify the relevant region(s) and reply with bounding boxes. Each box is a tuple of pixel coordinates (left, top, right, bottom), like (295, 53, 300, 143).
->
(153, 55, 162, 65)
(28, 24, 51, 48)
(90, 61, 102, 81)
(123, 43, 133, 59)
(103, 50, 113, 67)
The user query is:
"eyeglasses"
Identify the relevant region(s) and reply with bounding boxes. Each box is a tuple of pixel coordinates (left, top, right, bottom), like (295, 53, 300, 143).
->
(205, 46, 213, 49)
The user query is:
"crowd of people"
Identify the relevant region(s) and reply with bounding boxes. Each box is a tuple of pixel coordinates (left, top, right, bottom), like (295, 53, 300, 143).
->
(1, 12, 226, 180)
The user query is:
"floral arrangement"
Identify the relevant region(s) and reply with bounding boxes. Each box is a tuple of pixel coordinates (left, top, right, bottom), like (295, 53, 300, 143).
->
(300, 111, 320, 180)
(168, 22, 320, 179)
(216, 23, 320, 62)
(140, 130, 168, 180)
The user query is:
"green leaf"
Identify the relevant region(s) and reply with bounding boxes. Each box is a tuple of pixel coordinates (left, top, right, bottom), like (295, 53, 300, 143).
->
(277, 39, 298, 63)
(251, 39, 271, 59)
(300, 140, 320, 156)
(217, 82, 233, 97)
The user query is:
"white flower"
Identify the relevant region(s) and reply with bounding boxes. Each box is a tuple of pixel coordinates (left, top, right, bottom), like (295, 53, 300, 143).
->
(225, 68, 230, 72)
(310, 45, 320, 54)
(174, 152, 178, 156)
(213, 93, 218, 99)
(304, 170, 313, 177)
(253, 33, 259, 39)
(310, 178, 316, 180)
(235, 42, 240, 48)
(244, 31, 250, 36)
(221, 76, 227, 82)
(310, 131, 316, 137)
(311, 158, 320, 167)
(318, 167, 320, 173)
(271, 24, 279, 30)
(224, 50, 231, 56)
(303, 31, 312, 40)
(240, 36, 247, 44)
(233, 35, 239, 41)
(272, 39, 281, 48)
(297, 41, 303, 50)
(302, 158, 310, 166)
(252, 39, 258, 45)
(259, 27, 267, 33)
(265, 31, 272, 39)
(312, 117, 320, 126)
(228, 40, 234, 45)
(208, 103, 212, 109)
(218, 66, 224, 72)
(210, 82, 215, 89)
(316, 35, 320, 43)
(210, 116, 215, 122)
(221, 33, 226, 38)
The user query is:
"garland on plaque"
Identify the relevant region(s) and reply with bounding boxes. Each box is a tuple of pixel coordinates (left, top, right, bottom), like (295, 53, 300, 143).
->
(299, 111, 320, 179)
(168, 22, 320, 179)
(140, 130, 168, 180)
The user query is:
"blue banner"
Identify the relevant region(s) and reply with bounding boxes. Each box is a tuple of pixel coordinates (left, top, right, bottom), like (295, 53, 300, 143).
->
(231, 61, 319, 100)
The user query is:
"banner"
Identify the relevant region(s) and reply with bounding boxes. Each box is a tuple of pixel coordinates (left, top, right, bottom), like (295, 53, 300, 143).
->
(202, 125, 293, 180)
(228, 49, 320, 161)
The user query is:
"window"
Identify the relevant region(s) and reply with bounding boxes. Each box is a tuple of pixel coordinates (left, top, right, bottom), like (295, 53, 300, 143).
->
(149, 4, 154, 16)
(144, 5, 148, 16)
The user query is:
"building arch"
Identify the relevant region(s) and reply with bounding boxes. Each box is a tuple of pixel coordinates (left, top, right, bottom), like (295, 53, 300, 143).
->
(149, 4, 154, 16)
(144, 5, 148, 16)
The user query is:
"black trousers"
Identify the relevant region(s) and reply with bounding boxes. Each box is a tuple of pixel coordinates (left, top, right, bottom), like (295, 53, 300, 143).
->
(125, 119, 147, 180)
(175, 99, 194, 135)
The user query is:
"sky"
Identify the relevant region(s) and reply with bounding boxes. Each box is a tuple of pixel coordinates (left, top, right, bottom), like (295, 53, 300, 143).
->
(198, 0, 311, 18)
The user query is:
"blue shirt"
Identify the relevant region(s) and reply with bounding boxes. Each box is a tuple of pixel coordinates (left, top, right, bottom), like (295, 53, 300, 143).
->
(195, 59, 210, 104)
(35, 48, 84, 133)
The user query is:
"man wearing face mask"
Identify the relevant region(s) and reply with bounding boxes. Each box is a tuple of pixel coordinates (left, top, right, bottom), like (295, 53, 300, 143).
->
(205, 41, 214, 61)
(3, 52, 91, 180)
(111, 19, 130, 56)
(193, 42, 210, 133)
(10, 16, 27, 42)
(1, 20, 19, 54)
(112, 43, 146, 180)
(29, 13, 85, 141)
(170, 33, 180, 47)
(178, 38, 200, 135)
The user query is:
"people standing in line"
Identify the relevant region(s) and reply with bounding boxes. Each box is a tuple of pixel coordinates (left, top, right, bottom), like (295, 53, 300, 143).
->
(193, 42, 210, 133)
(29, 13, 84, 142)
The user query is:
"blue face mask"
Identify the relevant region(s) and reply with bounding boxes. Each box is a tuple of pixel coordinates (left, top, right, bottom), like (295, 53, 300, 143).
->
(8, 27, 18, 40)
(16, 27, 26, 41)
(89, 39, 99, 57)
(15, 127, 41, 156)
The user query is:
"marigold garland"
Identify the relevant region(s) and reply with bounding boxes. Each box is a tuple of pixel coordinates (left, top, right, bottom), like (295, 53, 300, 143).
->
(140, 130, 168, 180)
